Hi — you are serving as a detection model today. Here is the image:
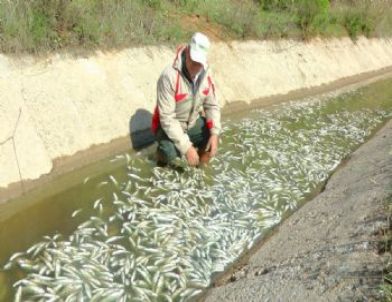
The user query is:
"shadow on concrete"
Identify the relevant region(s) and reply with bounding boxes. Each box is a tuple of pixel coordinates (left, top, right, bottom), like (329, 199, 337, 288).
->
(129, 109, 155, 150)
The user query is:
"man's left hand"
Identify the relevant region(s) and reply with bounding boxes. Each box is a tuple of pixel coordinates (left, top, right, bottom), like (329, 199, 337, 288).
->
(206, 134, 219, 157)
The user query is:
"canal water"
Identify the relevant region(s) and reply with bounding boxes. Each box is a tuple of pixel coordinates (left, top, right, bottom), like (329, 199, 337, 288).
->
(0, 78, 392, 301)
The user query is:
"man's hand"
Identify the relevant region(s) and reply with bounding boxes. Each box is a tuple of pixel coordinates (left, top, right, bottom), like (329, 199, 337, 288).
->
(206, 134, 219, 157)
(186, 146, 199, 166)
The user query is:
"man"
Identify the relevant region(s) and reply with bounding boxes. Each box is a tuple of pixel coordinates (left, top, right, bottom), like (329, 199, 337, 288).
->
(151, 32, 221, 167)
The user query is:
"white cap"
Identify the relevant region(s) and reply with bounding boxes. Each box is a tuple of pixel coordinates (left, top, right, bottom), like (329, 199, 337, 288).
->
(189, 32, 210, 68)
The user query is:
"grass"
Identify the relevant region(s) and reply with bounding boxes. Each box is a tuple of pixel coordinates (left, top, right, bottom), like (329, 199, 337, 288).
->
(381, 194, 392, 301)
(0, 0, 188, 53)
(0, 0, 391, 54)
(383, 270, 392, 301)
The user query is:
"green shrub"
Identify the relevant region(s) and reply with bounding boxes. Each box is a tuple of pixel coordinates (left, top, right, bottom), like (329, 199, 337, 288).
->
(258, 0, 331, 38)
(381, 280, 392, 302)
(338, 2, 376, 39)
(258, 10, 299, 39)
(344, 11, 364, 39)
(172, 0, 199, 10)
(295, 0, 330, 37)
(31, 12, 49, 43)
(194, 0, 259, 39)
(259, 0, 294, 11)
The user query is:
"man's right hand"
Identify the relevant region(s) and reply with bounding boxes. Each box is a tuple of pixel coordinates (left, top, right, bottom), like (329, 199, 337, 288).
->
(186, 146, 199, 166)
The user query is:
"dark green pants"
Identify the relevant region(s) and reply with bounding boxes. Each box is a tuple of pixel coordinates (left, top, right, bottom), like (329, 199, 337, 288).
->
(156, 116, 210, 164)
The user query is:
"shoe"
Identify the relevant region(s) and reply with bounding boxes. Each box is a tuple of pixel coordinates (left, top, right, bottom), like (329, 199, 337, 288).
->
(156, 151, 168, 167)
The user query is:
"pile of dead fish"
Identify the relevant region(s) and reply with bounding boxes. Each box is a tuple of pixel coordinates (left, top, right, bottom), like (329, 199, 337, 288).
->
(2, 95, 391, 301)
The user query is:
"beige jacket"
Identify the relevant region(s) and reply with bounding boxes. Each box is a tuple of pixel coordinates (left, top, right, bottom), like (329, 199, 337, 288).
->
(152, 45, 221, 155)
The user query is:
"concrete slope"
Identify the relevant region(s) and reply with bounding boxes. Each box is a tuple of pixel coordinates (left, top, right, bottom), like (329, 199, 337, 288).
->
(0, 37, 392, 194)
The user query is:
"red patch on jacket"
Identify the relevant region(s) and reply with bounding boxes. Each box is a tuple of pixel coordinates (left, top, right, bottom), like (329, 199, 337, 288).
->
(206, 119, 214, 129)
(151, 106, 160, 134)
(175, 93, 188, 102)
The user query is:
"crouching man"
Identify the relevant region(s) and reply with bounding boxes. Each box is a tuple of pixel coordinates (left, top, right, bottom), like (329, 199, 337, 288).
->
(151, 32, 221, 167)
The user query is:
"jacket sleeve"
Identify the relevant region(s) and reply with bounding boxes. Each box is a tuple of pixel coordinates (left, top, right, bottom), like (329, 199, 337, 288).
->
(203, 71, 221, 136)
(157, 71, 192, 155)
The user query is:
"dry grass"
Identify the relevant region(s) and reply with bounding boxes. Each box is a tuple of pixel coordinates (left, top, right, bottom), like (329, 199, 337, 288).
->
(0, 0, 391, 54)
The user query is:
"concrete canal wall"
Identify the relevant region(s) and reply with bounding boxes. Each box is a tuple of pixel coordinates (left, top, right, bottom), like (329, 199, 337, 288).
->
(0, 37, 392, 194)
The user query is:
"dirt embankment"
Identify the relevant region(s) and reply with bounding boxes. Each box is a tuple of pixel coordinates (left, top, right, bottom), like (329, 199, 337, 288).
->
(204, 120, 392, 302)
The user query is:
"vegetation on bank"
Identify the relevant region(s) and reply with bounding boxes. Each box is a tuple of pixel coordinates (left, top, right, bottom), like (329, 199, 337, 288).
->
(381, 194, 392, 301)
(0, 0, 391, 53)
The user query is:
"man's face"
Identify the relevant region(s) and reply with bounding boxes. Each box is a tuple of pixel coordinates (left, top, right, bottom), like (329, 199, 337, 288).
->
(186, 47, 203, 79)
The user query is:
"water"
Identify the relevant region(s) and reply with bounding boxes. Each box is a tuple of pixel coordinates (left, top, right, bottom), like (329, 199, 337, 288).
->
(0, 78, 391, 301)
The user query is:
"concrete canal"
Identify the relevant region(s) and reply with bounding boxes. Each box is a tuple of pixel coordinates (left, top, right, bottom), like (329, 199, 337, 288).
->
(0, 77, 392, 301)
